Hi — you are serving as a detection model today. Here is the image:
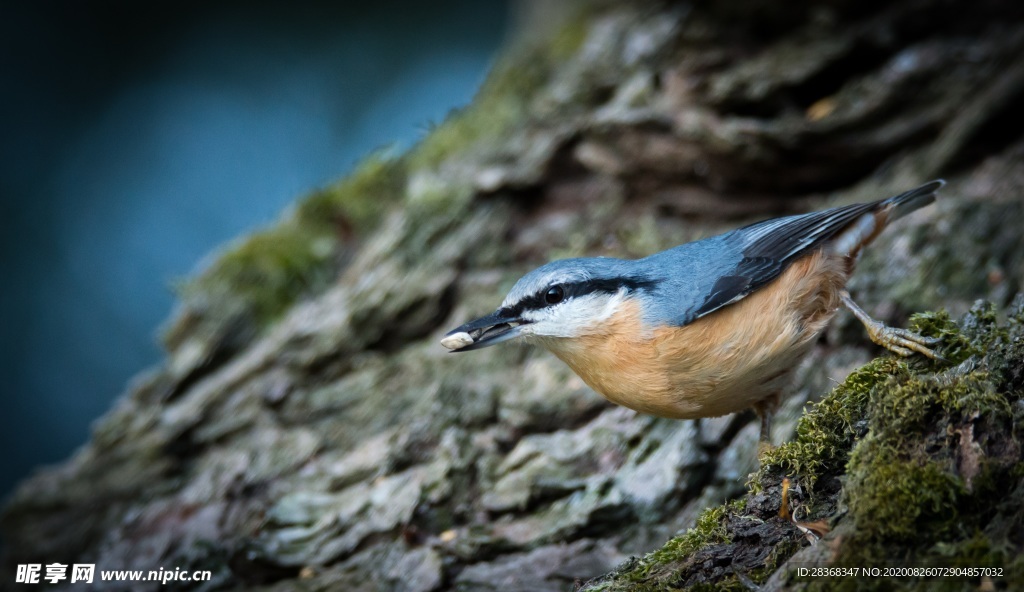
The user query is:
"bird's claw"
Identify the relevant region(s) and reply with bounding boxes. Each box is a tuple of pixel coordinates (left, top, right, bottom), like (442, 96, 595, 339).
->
(866, 323, 945, 362)
(840, 291, 946, 362)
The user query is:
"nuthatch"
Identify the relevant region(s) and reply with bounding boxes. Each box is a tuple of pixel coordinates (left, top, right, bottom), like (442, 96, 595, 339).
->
(441, 181, 944, 444)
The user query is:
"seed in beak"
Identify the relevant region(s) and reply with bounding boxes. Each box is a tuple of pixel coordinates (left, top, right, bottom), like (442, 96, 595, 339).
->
(440, 332, 474, 350)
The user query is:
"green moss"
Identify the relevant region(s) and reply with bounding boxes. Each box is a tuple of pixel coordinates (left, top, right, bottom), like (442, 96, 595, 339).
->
(609, 498, 749, 591)
(906, 310, 978, 365)
(408, 12, 591, 171)
(177, 154, 405, 329)
(756, 358, 904, 491)
(932, 532, 1017, 569)
(610, 524, 797, 592)
(819, 301, 1024, 585)
(645, 498, 746, 567)
(406, 181, 474, 220)
(177, 225, 332, 326)
(906, 303, 1008, 367)
(297, 153, 405, 234)
(408, 54, 543, 171)
(845, 447, 964, 543)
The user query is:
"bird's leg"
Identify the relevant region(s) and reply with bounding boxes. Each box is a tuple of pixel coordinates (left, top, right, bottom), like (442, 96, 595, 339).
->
(839, 291, 943, 360)
(754, 395, 779, 455)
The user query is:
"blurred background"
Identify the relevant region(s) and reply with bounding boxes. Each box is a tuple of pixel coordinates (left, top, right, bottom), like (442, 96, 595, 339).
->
(0, 0, 510, 497)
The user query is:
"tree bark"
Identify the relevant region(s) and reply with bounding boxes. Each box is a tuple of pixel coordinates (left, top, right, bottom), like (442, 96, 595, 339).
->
(4, 1, 1024, 590)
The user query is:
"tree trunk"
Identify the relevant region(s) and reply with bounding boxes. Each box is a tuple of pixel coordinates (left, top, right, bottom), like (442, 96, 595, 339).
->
(5, 1, 1024, 590)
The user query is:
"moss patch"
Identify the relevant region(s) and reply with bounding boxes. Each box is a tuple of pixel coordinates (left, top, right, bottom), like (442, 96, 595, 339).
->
(756, 357, 903, 493)
(171, 154, 405, 335)
(809, 301, 1024, 589)
(408, 8, 592, 171)
(296, 153, 405, 235)
(643, 498, 746, 571)
(585, 496, 802, 591)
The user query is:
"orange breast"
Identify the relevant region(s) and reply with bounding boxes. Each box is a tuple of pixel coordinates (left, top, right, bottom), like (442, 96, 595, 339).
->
(543, 251, 849, 419)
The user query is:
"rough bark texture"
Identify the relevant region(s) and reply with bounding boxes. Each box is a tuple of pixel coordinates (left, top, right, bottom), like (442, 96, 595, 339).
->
(4, 1, 1024, 591)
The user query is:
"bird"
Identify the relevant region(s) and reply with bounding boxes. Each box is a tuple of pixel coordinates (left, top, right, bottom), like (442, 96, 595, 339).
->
(440, 181, 945, 446)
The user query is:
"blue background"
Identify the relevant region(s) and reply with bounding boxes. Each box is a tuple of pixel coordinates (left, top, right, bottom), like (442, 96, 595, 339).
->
(0, 1, 510, 497)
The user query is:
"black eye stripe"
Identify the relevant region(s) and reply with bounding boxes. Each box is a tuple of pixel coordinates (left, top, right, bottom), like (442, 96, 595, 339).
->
(504, 277, 657, 316)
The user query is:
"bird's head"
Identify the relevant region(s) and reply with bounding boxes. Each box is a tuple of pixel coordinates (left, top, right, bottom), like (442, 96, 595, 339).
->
(440, 258, 655, 351)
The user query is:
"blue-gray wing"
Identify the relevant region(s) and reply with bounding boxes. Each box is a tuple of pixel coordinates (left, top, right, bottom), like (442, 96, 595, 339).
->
(688, 181, 942, 320)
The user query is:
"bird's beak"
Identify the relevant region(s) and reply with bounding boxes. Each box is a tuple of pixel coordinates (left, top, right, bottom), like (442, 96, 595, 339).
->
(440, 310, 528, 351)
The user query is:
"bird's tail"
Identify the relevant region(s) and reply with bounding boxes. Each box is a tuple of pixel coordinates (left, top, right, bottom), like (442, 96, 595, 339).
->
(882, 179, 945, 222)
(829, 179, 944, 259)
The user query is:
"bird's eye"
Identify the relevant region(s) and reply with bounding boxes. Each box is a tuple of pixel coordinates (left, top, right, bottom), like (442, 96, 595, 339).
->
(545, 285, 564, 305)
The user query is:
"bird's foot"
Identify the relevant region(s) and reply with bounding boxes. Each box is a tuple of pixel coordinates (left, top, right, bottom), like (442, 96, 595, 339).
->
(840, 291, 945, 361)
(864, 322, 943, 360)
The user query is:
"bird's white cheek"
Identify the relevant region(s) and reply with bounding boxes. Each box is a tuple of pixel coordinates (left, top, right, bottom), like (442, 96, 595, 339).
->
(526, 320, 570, 339)
(597, 291, 627, 322)
(521, 310, 575, 339)
(566, 293, 627, 336)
